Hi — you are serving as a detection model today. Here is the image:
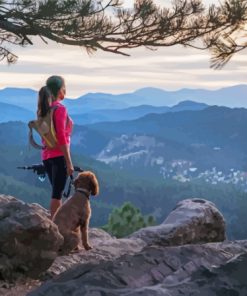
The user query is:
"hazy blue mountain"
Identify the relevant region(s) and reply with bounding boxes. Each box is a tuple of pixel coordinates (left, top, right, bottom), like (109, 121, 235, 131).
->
(64, 93, 129, 114)
(4, 105, 247, 172)
(2, 105, 247, 183)
(84, 106, 247, 174)
(133, 87, 176, 106)
(171, 85, 247, 108)
(71, 105, 169, 125)
(0, 88, 38, 111)
(0, 121, 30, 146)
(132, 85, 247, 107)
(0, 85, 246, 114)
(0, 102, 35, 123)
(66, 84, 247, 109)
(89, 106, 246, 146)
(170, 100, 209, 112)
(0, 87, 207, 124)
(70, 101, 208, 125)
(0, 88, 130, 115)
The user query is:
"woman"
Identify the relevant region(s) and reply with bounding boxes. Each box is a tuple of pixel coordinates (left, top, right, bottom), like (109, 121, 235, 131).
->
(37, 75, 74, 219)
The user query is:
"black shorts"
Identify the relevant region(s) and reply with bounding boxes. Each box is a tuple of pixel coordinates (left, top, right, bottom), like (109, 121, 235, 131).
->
(43, 156, 67, 200)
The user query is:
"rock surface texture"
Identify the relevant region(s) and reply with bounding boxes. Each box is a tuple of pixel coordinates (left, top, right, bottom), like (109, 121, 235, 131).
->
(0, 195, 63, 280)
(28, 240, 247, 296)
(0, 196, 246, 296)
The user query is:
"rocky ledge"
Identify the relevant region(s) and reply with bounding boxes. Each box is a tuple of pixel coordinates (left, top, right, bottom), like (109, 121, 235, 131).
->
(0, 195, 246, 296)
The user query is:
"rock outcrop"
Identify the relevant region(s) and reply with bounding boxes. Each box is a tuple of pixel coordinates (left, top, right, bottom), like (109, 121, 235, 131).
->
(28, 240, 247, 296)
(129, 198, 226, 246)
(0, 195, 63, 280)
(0, 195, 246, 296)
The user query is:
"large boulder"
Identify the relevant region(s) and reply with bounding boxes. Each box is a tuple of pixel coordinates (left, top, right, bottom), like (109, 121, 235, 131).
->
(27, 240, 247, 296)
(0, 195, 63, 280)
(129, 198, 226, 246)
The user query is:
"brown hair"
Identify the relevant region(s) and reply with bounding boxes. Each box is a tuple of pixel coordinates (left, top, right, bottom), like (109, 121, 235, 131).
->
(37, 86, 51, 117)
(37, 75, 64, 117)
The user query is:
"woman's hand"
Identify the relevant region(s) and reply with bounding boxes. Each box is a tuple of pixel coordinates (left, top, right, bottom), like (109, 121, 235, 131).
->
(66, 162, 74, 177)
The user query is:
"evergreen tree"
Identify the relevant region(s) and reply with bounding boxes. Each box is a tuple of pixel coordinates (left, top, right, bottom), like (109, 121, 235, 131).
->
(0, 0, 246, 67)
(102, 201, 156, 238)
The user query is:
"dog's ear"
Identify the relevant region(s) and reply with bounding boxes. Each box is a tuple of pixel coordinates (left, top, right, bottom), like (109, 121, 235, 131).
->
(88, 172, 99, 196)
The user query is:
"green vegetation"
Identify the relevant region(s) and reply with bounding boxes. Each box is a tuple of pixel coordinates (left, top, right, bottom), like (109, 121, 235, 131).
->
(0, 173, 49, 208)
(102, 202, 156, 238)
(1, 121, 247, 240)
(1, 142, 247, 240)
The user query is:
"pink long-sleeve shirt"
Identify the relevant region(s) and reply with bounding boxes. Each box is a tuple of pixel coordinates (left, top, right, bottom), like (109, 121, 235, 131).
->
(41, 100, 73, 161)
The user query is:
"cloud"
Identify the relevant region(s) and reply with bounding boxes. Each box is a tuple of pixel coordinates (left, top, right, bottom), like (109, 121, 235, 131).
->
(0, 41, 246, 97)
(0, 0, 245, 97)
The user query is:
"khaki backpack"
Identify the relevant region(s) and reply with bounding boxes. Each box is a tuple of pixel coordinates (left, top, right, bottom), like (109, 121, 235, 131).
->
(28, 106, 58, 149)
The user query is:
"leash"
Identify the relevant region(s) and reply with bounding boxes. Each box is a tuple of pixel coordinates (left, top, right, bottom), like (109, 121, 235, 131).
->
(63, 166, 84, 198)
(63, 175, 74, 198)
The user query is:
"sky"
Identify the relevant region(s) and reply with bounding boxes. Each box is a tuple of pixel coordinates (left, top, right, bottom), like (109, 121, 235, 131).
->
(0, 0, 246, 98)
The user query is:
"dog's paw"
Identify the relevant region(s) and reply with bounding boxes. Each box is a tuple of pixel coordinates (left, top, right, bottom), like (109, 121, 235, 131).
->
(76, 245, 83, 251)
(84, 244, 93, 251)
(70, 245, 83, 253)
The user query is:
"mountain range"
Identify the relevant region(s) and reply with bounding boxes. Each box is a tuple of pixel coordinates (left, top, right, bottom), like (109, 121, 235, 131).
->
(2, 102, 247, 233)
(70, 101, 208, 125)
(2, 105, 247, 178)
(69, 106, 247, 175)
(1, 84, 247, 186)
(0, 84, 246, 115)
(0, 102, 34, 123)
(0, 99, 208, 124)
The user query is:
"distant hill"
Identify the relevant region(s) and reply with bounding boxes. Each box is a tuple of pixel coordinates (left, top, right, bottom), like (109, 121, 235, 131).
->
(71, 101, 207, 125)
(66, 85, 247, 111)
(3, 105, 247, 179)
(170, 100, 209, 112)
(0, 121, 30, 146)
(168, 85, 247, 108)
(0, 85, 246, 115)
(89, 106, 247, 146)
(131, 85, 247, 107)
(64, 93, 129, 113)
(0, 88, 37, 111)
(84, 106, 247, 174)
(2, 112, 247, 238)
(71, 105, 169, 125)
(0, 102, 35, 123)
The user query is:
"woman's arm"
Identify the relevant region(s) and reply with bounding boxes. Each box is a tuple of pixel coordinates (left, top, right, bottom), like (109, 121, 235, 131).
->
(54, 105, 74, 176)
(59, 144, 74, 176)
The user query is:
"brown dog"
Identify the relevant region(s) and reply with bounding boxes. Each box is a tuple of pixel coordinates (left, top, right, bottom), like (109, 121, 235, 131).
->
(52, 171, 99, 254)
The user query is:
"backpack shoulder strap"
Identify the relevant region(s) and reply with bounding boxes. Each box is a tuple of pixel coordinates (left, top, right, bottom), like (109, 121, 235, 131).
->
(51, 104, 70, 127)
(28, 120, 44, 150)
(50, 105, 59, 131)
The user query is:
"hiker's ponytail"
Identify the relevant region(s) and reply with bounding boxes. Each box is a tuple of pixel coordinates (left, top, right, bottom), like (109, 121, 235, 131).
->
(37, 86, 51, 117)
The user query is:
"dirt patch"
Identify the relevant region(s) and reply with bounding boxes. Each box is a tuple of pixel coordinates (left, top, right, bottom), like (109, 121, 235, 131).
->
(0, 279, 41, 296)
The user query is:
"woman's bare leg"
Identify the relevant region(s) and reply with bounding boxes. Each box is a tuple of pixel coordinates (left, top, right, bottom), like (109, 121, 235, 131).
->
(50, 198, 62, 219)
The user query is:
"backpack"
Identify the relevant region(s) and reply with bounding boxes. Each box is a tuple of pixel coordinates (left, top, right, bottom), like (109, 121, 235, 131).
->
(28, 106, 58, 150)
